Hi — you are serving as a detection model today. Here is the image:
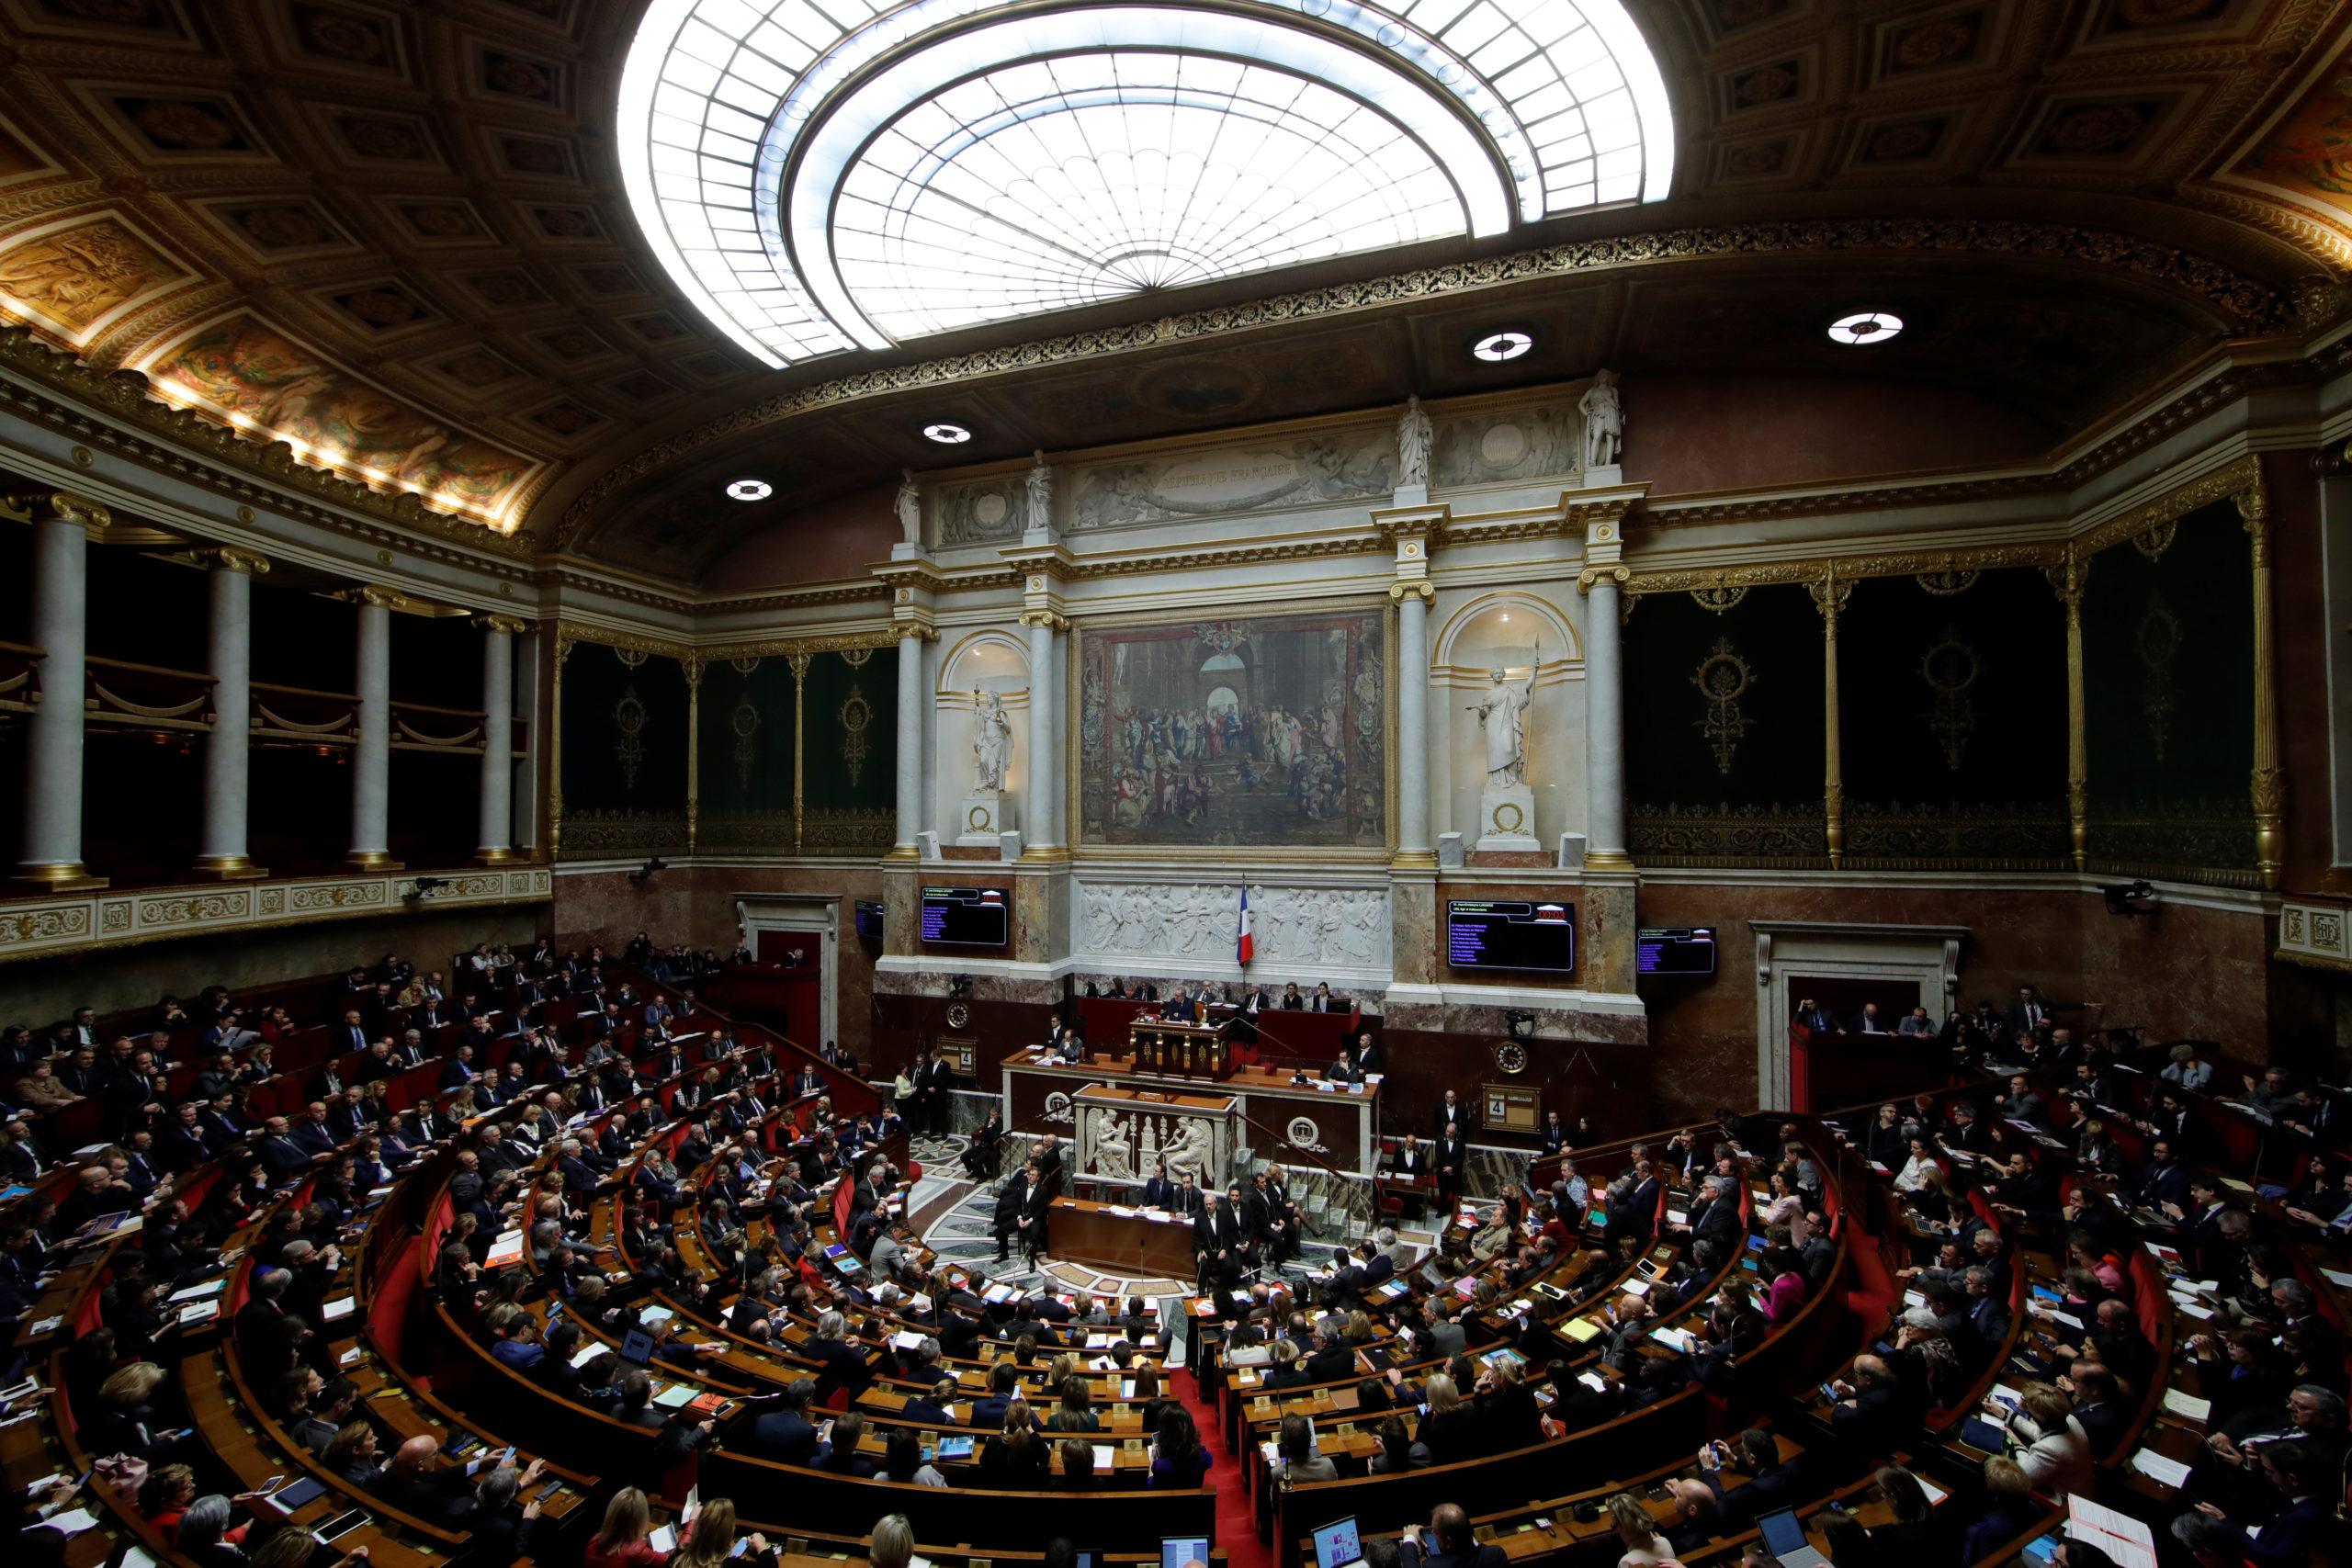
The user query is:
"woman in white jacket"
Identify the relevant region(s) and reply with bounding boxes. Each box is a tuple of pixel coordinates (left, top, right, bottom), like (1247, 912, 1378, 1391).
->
(1998, 1382, 2095, 1496)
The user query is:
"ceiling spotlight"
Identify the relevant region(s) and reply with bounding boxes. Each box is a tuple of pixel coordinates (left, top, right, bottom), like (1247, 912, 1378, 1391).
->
(922, 423, 973, 445)
(724, 478, 773, 502)
(1827, 311, 1904, 345)
(1472, 331, 1533, 362)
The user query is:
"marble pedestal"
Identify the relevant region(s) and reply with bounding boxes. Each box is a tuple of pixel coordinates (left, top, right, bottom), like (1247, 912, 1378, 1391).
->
(1476, 784, 1540, 852)
(957, 793, 1014, 846)
(1584, 464, 1623, 488)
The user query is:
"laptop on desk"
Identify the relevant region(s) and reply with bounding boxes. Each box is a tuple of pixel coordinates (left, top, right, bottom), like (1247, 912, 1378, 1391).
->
(1313, 1517, 1364, 1568)
(1755, 1508, 1831, 1568)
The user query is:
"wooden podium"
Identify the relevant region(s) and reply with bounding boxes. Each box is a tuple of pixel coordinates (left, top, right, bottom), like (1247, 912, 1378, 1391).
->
(1128, 1019, 1231, 1080)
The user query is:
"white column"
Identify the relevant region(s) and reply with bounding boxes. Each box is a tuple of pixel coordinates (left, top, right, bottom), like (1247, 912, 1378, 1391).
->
(1396, 587, 1431, 855)
(16, 497, 103, 888)
(1583, 570, 1630, 868)
(195, 548, 268, 879)
(1023, 615, 1058, 852)
(894, 629, 924, 852)
(512, 631, 541, 855)
(1050, 625, 1068, 846)
(474, 615, 520, 863)
(348, 589, 400, 870)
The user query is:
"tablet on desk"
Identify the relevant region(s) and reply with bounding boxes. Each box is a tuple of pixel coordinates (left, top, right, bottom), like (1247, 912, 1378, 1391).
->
(271, 1477, 328, 1511)
(1313, 1517, 1364, 1568)
(313, 1509, 370, 1544)
(1162, 1536, 1211, 1568)
(1958, 1416, 2010, 1453)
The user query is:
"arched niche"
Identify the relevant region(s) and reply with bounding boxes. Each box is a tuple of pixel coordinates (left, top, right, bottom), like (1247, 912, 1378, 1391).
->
(936, 629, 1032, 829)
(1432, 591, 1584, 848)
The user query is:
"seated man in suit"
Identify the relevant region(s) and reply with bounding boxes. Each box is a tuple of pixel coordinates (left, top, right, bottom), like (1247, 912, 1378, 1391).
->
(1163, 987, 1199, 1023)
(1697, 1427, 1804, 1529)
(1140, 1157, 1184, 1210)
(1401, 1504, 1507, 1568)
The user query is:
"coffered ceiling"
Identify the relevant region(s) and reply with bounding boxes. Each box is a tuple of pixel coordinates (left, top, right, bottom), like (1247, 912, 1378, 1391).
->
(0, 0, 2344, 587)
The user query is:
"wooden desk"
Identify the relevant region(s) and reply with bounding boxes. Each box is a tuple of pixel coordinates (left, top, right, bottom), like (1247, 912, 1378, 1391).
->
(1050, 1197, 1200, 1280)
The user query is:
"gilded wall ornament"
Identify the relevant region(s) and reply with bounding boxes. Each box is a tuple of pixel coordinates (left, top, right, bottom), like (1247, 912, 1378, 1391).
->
(2136, 592, 2182, 761)
(840, 647, 874, 668)
(1690, 585, 1747, 613)
(2131, 520, 2178, 559)
(730, 694, 760, 790)
(613, 685, 648, 790)
(1691, 637, 1758, 775)
(612, 645, 650, 670)
(838, 683, 873, 787)
(1919, 626, 1982, 771)
(1916, 570, 1979, 595)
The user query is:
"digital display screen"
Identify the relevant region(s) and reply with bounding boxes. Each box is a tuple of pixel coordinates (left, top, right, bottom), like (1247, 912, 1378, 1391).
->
(1637, 926, 1717, 975)
(1446, 900, 1574, 974)
(922, 886, 1008, 947)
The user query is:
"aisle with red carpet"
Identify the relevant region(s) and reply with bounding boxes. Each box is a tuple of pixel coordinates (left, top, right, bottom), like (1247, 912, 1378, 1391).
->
(1172, 1364, 1276, 1568)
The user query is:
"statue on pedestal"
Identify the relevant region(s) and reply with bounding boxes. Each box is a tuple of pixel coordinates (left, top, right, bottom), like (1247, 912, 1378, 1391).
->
(1025, 450, 1053, 529)
(894, 468, 922, 547)
(1472, 666, 1536, 788)
(972, 689, 1012, 793)
(1579, 369, 1623, 468)
(1396, 395, 1432, 489)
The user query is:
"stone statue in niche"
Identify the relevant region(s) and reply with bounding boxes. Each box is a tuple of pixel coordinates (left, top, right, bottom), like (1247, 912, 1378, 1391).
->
(894, 468, 922, 546)
(1396, 395, 1432, 489)
(971, 689, 1012, 793)
(1472, 665, 1536, 787)
(1025, 449, 1053, 529)
(1579, 369, 1623, 468)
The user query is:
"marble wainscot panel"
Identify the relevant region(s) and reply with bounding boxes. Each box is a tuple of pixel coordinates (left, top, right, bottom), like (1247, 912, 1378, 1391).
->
(1383, 990, 1648, 1043)
(1464, 1145, 1536, 1202)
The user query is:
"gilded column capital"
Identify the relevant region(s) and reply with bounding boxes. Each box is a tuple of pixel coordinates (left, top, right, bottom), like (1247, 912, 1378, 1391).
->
(354, 584, 405, 609)
(195, 545, 272, 575)
(1387, 580, 1434, 604)
(6, 491, 113, 537)
(471, 613, 528, 635)
(1576, 563, 1629, 594)
(1805, 572, 1853, 623)
(1018, 608, 1070, 631)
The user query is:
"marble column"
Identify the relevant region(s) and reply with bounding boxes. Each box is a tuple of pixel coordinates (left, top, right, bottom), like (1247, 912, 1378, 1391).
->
(194, 547, 269, 879)
(15, 495, 106, 888)
(1022, 614, 1059, 852)
(1396, 585, 1432, 857)
(474, 615, 522, 863)
(894, 627, 925, 853)
(1582, 569, 1630, 868)
(348, 588, 401, 871)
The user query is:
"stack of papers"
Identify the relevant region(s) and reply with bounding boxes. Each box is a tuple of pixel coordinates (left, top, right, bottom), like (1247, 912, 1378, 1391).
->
(2160, 1390, 2211, 1422)
(2068, 1495, 2158, 1568)
(2129, 1450, 2192, 1489)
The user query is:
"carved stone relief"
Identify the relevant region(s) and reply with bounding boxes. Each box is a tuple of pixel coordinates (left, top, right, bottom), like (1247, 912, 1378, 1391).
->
(1076, 1100, 1229, 1190)
(1073, 881, 1391, 974)
(1432, 405, 1580, 487)
(936, 476, 1031, 546)
(1067, 429, 1396, 529)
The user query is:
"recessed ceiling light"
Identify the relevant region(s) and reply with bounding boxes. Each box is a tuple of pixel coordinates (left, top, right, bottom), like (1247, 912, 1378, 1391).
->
(725, 478, 772, 502)
(922, 423, 973, 444)
(1827, 311, 1904, 345)
(1472, 331, 1532, 362)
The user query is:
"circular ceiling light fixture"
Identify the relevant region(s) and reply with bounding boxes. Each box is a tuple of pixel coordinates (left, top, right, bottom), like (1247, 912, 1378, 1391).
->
(1826, 311, 1904, 345)
(1472, 331, 1533, 362)
(725, 478, 773, 502)
(922, 423, 973, 445)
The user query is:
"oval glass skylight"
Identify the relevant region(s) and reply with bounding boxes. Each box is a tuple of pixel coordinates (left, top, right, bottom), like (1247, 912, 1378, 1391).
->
(619, 0, 1677, 367)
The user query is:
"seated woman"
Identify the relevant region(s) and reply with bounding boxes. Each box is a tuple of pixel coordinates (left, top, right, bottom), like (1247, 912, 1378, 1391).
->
(1368, 1413, 1430, 1474)
(1148, 1405, 1207, 1488)
(1046, 1375, 1102, 1433)
(1961, 1456, 2043, 1562)
(1271, 1410, 1337, 1484)
(978, 1404, 1049, 1490)
(1996, 1382, 2093, 1495)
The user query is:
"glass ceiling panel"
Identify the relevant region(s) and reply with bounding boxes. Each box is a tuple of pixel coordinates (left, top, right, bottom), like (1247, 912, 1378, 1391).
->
(619, 0, 1675, 366)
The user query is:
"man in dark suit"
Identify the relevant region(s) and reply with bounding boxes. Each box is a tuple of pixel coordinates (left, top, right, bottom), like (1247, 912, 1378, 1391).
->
(1848, 1002, 1892, 1035)
(1434, 1125, 1467, 1206)
(1140, 1158, 1184, 1210)
(1826, 1355, 1908, 1454)
(1399, 1504, 1506, 1568)
(334, 1010, 370, 1056)
(994, 1163, 1037, 1263)
(1434, 1089, 1472, 1142)
(1792, 997, 1838, 1033)
(1193, 1190, 1246, 1289)
(967, 1362, 1022, 1428)
(1679, 1177, 1744, 1249)
(1164, 987, 1199, 1023)
(746, 1380, 822, 1463)
(1698, 1428, 1803, 1529)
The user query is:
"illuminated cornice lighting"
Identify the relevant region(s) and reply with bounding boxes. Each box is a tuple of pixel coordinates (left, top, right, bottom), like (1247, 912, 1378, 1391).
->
(1472, 331, 1533, 362)
(922, 423, 973, 445)
(1827, 311, 1904, 345)
(617, 0, 1677, 367)
(725, 478, 774, 502)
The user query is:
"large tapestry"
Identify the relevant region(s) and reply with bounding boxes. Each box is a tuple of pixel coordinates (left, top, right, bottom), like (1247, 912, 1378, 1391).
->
(1078, 609, 1386, 848)
(558, 640, 689, 861)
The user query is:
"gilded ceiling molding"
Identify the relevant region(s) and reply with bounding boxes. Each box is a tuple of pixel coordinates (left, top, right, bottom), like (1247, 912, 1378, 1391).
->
(556, 217, 2294, 545)
(700, 628, 907, 662)
(2070, 452, 2266, 559)
(0, 326, 536, 559)
(553, 624, 692, 668)
(699, 583, 895, 616)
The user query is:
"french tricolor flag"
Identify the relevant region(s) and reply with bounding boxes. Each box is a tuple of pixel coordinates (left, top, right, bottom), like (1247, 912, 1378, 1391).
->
(1236, 887, 1254, 966)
